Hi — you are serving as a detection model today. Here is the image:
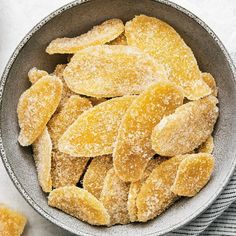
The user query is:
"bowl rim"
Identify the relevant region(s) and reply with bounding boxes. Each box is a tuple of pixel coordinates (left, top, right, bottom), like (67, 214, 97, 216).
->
(0, 0, 236, 235)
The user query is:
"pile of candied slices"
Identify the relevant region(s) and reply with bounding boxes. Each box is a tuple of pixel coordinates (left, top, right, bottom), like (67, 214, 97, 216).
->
(17, 15, 218, 226)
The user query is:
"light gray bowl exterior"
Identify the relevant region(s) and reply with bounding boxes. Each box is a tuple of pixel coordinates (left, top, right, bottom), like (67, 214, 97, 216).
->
(1, 0, 236, 235)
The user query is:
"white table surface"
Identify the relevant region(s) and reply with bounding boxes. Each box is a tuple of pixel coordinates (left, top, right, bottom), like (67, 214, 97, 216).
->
(0, 1, 236, 235)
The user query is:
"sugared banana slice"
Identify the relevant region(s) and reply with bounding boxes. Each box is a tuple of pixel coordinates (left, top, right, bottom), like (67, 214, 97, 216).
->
(58, 96, 135, 157)
(17, 76, 63, 146)
(151, 96, 218, 156)
(46, 19, 124, 54)
(171, 153, 214, 197)
(48, 186, 110, 225)
(113, 81, 184, 182)
(125, 15, 211, 100)
(63, 45, 168, 97)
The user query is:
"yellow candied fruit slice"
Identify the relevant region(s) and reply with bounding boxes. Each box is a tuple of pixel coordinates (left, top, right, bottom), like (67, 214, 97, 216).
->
(100, 168, 130, 225)
(51, 151, 90, 188)
(202, 72, 218, 96)
(136, 155, 186, 222)
(33, 127, 52, 192)
(0, 204, 27, 236)
(17, 75, 63, 146)
(28, 67, 48, 84)
(89, 97, 107, 106)
(128, 158, 162, 222)
(171, 153, 214, 197)
(197, 135, 214, 154)
(63, 45, 168, 97)
(46, 19, 124, 54)
(83, 155, 113, 199)
(108, 33, 127, 45)
(58, 96, 135, 157)
(48, 186, 110, 226)
(151, 96, 219, 156)
(48, 95, 92, 148)
(113, 81, 184, 182)
(125, 15, 211, 100)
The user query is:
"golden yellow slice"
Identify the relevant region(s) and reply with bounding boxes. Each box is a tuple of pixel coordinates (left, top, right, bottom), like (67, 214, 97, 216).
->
(48, 95, 92, 148)
(100, 168, 130, 225)
(17, 76, 63, 146)
(0, 204, 27, 236)
(83, 155, 113, 199)
(63, 45, 168, 97)
(151, 96, 219, 156)
(171, 153, 214, 197)
(113, 82, 184, 182)
(28, 67, 48, 84)
(136, 155, 186, 222)
(33, 127, 52, 192)
(198, 135, 214, 154)
(58, 96, 135, 157)
(202, 72, 218, 96)
(48, 186, 110, 225)
(128, 158, 162, 222)
(125, 15, 211, 100)
(46, 19, 124, 54)
(109, 33, 127, 45)
(51, 151, 90, 188)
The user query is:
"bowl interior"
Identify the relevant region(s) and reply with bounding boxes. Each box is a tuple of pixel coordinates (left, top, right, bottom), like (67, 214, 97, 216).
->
(1, 0, 236, 235)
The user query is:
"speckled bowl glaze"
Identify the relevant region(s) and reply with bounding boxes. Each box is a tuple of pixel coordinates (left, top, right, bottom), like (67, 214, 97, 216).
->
(1, 0, 236, 235)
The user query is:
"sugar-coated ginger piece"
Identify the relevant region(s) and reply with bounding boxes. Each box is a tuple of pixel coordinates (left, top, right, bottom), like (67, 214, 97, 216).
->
(17, 75, 63, 146)
(125, 15, 211, 100)
(108, 33, 127, 45)
(46, 19, 124, 54)
(63, 45, 168, 97)
(0, 204, 27, 236)
(151, 96, 219, 156)
(202, 72, 218, 96)
(58, 96, 135, 157)
(51, 151, 90, 188)
(89, 97, 107, 106)
(100, 168, 130, 225)
(28, 67, 48, 84)
(48, 186, 110, 225)
(113, 82, 184, 182)
(128, 158, 162, 222)
(171, 153, 214, 197)
(197, 135, 214, 154)
(48, 95, 92, 148)
(33, 127, 52, 192)
(83, 155, 113, 199)
(136, 155, 186, 222)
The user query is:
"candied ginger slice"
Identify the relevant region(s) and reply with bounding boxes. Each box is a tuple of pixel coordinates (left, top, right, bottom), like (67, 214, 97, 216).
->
(151, 96, 219, 156)
(100, 168, 130, 225)
(202, 72, 218, 96)
(48, 95, 92, 148)
(48, 186, 110, 225)
(171, 153, 214, 197)
(83, 155, 113, 199)
(33, 127, 52, 192)
(58, 96, 135, 157)
(125, 15, 211, 100)
(28, 67, 48, 84)
(0, 204, 27, 236)
(113, 81, 184, 182)
(128, 158, 162, 222)
(136, 155, 186, 222)
(198, 135, 214, 154)
(17, 75, 63, 146)
(108, 33, 127, 45)
(51, 151, 90, 188)
(63, 45, 168, 97)
(46, 19, 124, 54)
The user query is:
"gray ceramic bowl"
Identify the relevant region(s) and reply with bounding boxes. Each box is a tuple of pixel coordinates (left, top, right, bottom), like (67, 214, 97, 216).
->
(1, 0, 236, 235)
